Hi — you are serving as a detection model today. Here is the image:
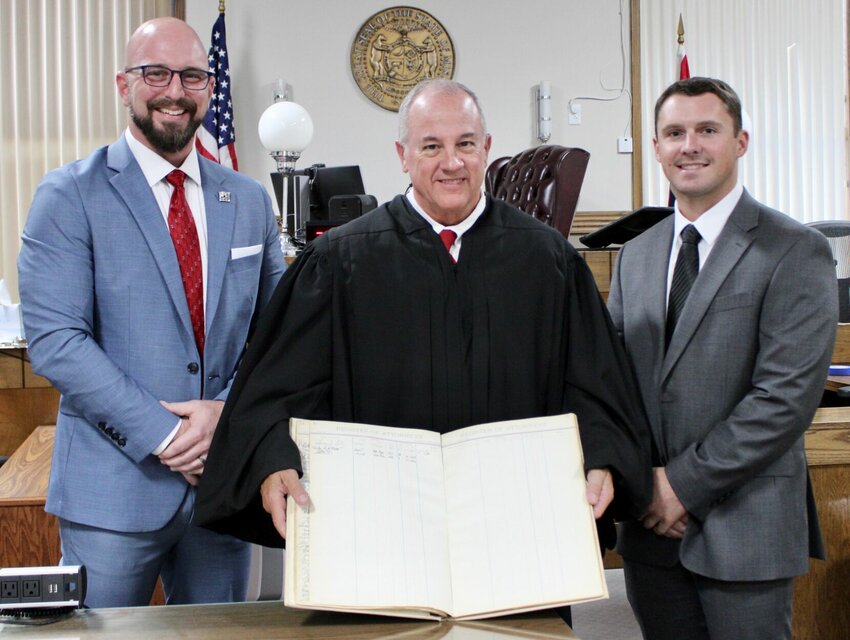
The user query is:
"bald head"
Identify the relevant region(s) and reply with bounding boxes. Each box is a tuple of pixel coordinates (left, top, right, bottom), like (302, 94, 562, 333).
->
(117, 17, 213, 165)
(398, 79, 487, 146)
(125, 17, 207, 69)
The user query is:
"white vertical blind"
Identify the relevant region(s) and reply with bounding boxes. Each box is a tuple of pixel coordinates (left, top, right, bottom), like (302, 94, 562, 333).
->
(0, 0, 161, 301)
(640, 0, 847, 223)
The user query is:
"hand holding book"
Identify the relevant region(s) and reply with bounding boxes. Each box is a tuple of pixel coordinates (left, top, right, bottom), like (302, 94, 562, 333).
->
(281, 413, 609, 620)
(260, 468, 308, 539)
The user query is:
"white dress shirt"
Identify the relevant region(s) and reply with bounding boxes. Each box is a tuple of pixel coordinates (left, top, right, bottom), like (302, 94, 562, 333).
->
(666, 183, 744, 308)
(125, 130, 208, 454)
(406, 188, 487, 262)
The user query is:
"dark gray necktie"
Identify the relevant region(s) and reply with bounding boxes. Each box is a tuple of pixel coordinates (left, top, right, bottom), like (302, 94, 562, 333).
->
(666, 224, 701, 347)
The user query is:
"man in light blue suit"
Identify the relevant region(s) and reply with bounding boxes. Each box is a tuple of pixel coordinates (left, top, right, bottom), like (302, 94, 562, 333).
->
(17, 17, 284, 608)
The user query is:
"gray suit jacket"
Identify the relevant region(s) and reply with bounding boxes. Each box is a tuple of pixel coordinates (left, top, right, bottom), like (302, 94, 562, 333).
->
(607, 190, 836, 581)
(18, 136, 284, 533)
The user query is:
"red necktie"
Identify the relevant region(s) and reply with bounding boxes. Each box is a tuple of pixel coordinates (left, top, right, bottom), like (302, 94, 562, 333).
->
(166, 170, 205, 355)
(439, 229, 457, 263)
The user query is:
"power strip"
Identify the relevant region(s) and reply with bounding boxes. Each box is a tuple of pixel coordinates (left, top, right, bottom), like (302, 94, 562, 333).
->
(0, 565, 86, 611)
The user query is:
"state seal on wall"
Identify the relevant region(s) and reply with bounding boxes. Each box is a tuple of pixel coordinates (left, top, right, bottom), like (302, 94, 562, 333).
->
(350, 6, 455, 112)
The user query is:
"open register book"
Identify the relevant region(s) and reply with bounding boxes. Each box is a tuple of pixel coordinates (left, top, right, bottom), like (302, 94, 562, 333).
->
(284, 413, 607, 620)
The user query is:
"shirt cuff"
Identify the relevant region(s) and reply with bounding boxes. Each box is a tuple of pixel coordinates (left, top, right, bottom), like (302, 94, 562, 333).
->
(152, 419, 182, 455)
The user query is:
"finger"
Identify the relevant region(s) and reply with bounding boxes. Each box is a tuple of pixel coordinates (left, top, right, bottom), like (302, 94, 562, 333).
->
(160, 399, 193, 415)
(261, 473, 289, 538)
(161, 449, 207, 473)
(159, 444, 201, 466)
(280, 470, 309, 507)
(181, 471, 200, 486)
(585, 469, 613, 519)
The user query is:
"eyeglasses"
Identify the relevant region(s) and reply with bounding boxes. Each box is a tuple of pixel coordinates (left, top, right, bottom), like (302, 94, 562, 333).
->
(124, 65, 214, 90)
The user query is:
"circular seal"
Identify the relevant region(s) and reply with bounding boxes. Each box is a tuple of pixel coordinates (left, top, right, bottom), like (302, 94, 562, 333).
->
(351, 6, 455, 112)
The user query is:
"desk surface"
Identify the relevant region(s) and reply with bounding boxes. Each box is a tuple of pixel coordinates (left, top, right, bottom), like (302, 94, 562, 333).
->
(0, 425, 53, 506)
(0, 602, 577, 639)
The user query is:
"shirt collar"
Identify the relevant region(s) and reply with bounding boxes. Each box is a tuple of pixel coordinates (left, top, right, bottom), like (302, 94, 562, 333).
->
(673, 182, 743, 248)
(124, 129, 202, 188)
(405, 188, 487, 237)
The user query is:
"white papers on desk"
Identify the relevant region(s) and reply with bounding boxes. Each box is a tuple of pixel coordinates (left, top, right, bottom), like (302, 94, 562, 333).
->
(0, 279, 25, 344)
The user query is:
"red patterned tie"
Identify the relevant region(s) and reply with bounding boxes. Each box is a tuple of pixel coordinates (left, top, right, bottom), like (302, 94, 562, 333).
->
(166, 170, 205, 355)
(439, 229, 457, 263)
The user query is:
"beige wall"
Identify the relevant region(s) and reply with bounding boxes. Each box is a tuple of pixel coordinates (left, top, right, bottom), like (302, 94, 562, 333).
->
(184, 0, 635, 213)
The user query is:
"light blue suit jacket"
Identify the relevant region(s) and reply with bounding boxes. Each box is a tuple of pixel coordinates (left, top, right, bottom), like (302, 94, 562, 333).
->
(18, 136, 284, 532)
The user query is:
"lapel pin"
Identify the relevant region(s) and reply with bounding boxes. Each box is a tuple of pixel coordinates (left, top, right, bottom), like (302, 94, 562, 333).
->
(218, 191, 231, 202)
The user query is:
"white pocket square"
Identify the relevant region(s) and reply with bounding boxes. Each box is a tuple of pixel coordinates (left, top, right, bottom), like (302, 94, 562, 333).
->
(230, 244, 263, 260)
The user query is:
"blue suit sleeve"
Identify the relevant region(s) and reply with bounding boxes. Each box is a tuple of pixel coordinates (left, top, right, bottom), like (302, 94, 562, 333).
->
(18, 168, 186, 462)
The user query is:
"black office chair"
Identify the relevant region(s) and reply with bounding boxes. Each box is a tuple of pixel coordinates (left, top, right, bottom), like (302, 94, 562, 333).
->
(808, 220, 850, 400)
(807, 220, 850, 322)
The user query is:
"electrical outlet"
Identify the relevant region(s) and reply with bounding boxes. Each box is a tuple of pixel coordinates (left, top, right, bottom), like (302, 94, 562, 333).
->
(22, 580, 40, 599)
(0, 566, 86, 610)
(569, 103, 582, 125)
(617, 137, 633, 153)
(1, 579, 19, 600)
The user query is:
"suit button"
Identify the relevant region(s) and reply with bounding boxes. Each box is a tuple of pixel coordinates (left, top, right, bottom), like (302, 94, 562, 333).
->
(187, 362, 199, 374)
(117, 437, 127, 447)
(111, 432, 120, 441)
(98, 422, 106, 430)
(105, 427, 114, 436)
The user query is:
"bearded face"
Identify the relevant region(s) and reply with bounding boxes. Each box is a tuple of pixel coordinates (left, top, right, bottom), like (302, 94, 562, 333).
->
(130, 96, 204, 155)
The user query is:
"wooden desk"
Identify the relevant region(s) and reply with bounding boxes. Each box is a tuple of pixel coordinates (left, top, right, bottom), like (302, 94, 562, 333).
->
(577, 248, 617, 302)
(824, 375, 850, 393)
(0, 425, 60, 568)
(0, 347, 59, 455)
(793, 407, 850, 640)
(832, 323, 850, 363)
(0, 602, 578, 639)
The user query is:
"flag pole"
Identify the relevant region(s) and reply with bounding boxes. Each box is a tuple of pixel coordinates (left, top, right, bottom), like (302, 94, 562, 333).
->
(669, 14, 690, 206)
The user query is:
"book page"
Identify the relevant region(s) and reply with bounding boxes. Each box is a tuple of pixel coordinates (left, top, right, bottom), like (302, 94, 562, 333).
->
(285, 418, 453, 615)
(441, 414, 607, 618)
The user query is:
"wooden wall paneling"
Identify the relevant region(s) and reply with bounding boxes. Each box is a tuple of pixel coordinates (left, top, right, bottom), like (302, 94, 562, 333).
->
(0, 426, 61, 568)
(794, 409, 850, 640)
(0, 349, 24, 389)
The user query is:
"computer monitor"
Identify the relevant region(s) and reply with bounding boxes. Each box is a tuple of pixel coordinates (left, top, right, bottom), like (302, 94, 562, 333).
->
(309, 165, 366, 221)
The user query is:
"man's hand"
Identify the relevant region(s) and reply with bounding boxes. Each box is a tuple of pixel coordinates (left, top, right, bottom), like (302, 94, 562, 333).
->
(586, 468, 614, 519)
(641, 467, 688, 539)
(158, 399, 224, 474)
(261, 470, 310, 539)
(180, 471, 200, 487)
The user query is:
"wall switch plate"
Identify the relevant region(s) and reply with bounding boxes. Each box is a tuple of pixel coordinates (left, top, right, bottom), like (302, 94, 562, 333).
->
(617, 137, 633, 153)
(569, 103, 582, 125)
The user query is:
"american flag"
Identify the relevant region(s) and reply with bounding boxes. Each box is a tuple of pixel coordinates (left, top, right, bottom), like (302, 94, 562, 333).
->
(196, 10, 238, 170)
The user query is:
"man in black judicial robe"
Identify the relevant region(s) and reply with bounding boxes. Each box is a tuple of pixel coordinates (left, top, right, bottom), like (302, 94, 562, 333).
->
(195, 79, 652, 550)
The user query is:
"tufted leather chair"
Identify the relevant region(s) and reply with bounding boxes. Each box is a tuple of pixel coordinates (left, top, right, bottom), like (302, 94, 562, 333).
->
(485, 145, 590, 238)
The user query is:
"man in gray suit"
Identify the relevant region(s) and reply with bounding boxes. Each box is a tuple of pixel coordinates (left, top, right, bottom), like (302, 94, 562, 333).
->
(17, 18, 283, 607)
(607, 77, 836, 639)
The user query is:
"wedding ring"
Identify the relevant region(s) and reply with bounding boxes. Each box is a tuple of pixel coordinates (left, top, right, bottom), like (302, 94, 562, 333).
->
(198, 455, 207, 465)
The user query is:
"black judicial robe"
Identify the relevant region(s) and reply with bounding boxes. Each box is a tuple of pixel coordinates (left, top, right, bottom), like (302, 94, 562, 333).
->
(195, 195, 652, 547)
